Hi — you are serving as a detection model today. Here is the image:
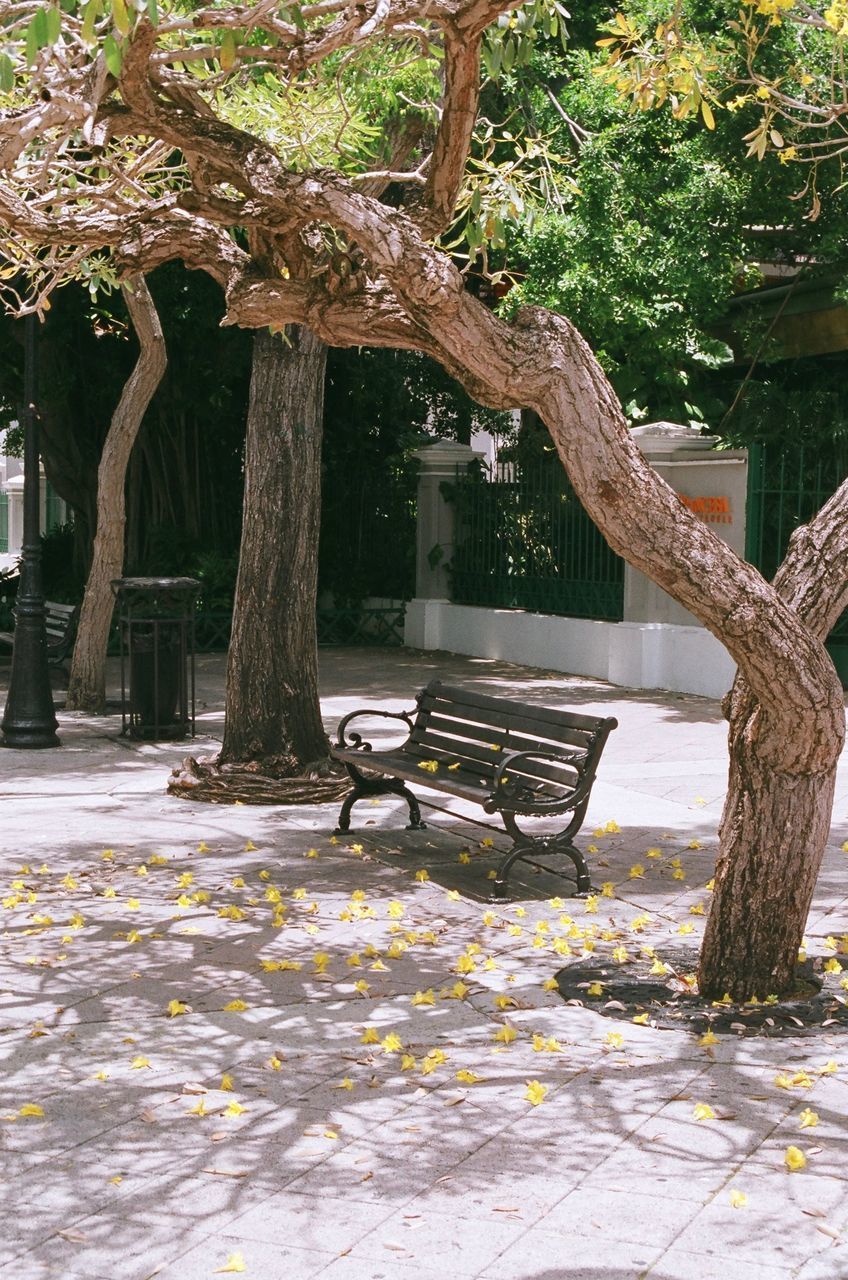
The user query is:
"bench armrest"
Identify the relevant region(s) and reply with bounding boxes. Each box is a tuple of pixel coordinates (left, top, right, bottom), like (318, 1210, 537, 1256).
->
(334, 707, 415, 753)
(485, 747, 588, 815)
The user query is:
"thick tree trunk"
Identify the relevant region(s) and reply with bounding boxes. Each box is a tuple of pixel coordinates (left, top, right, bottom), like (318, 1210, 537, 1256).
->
(698, 691, 838, 1000)
(66, 277, 166, 712)
(219, 325, 329, 770)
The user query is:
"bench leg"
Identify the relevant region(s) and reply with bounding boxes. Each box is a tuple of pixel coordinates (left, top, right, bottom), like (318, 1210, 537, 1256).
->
(491, 811, 592, 900)
(334, 764, 426, 835)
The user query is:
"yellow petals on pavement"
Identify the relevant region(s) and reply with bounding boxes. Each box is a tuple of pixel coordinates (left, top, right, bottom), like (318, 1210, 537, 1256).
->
(130, 1057, 151, 1070)
(628, 864, 645, 879)
(729, 1189, 748, 1208)
(524, 1080, 548, 1106)
(494, 1024, 518, 1045)
(587, 982, 604, 997)
(214, 1253, 246, 1274)
(18, 1103, 45, 1118)
(456, 1070, 483, 1084)
(220, 1074, 234, 1092)
(222, 999, 249, 1012)
(224, 1101, 246, 1118)
(798, 1108, 819, 1129)
(692, 1103, 715, 1121)
(360, 1027, 379, 1044)
(167, 1000, 189, 1017)
(699, 1029, 719, 1047)
(411, 989, 435, 1007)
(784, 1146, 807, 1171)
(414, 869, 430, 883)
(380, 1033, 403, 1053)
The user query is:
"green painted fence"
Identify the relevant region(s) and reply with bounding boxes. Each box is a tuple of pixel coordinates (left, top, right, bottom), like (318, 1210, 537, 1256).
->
(447, 461, 624, 621)
(746, 440, 848, 683)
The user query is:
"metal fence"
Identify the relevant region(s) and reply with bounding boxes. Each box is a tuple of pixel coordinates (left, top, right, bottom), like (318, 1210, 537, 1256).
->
(746, 440, 848, 678)
(184, 605, 407, 654)
(447, 461, 624, 621)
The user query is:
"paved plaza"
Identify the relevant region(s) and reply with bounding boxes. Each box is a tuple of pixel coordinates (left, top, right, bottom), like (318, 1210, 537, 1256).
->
(1, 647, 847, 1280)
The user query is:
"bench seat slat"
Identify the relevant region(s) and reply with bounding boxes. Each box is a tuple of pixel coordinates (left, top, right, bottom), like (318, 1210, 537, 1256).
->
(411, 709, 594, 753)
(403, 737, 581, 791)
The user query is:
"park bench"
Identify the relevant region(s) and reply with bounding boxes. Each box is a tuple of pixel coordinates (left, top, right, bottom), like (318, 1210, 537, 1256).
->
(331, 679, 617, 899)
(0, 599, 79, 673)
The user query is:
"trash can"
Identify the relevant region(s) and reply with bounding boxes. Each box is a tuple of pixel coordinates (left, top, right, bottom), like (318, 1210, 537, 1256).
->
(111, 577, 200, 740)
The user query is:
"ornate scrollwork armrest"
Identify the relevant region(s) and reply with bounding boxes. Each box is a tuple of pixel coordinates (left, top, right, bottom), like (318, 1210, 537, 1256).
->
(335, 707, 416, 752)
(485, 748, 587, 813)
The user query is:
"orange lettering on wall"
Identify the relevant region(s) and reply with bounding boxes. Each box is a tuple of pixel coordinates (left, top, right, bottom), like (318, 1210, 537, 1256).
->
(679, 494, 731, 524)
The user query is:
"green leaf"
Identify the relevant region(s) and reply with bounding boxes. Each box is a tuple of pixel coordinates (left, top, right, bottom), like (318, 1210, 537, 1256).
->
(0, 54, 14, 92)
(33, 8, 51, 47)
(111, 0, 131, 37)
(81, 0, 99, 44)
(46, 5, 62, 43)
(145, 0, 158, 24)
(103, 31, 122, 75)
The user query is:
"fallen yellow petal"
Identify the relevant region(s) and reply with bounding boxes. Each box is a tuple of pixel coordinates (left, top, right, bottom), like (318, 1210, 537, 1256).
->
(214, 1253, 246, 1274)
(784, 1145, 807, 1171)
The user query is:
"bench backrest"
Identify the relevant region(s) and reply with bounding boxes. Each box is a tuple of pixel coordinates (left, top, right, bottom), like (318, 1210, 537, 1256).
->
(409, 679, 616, 795)
(44, 601, 78, 652)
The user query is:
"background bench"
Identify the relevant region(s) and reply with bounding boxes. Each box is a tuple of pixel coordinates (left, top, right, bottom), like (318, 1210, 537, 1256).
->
(332, 679, 617, 898)
(0, 599, 79, 673)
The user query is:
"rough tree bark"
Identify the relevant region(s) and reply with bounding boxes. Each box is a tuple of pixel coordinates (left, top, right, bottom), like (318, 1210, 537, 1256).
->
(218, 325, 329, 771)
(66, 277, 166, 712)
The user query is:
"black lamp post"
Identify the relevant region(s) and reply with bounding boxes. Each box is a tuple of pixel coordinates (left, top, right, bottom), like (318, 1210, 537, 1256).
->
(1, 313, 59, 749)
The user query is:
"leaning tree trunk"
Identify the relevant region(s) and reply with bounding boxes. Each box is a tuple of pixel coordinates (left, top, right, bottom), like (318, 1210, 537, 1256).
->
(219, 325, 329, 771)
(66, 277, 166, 713)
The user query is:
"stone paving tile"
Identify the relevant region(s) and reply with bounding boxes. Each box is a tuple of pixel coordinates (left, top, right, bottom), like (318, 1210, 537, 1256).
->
(534, 1186, 698, 1250)
(153, 1237, 336, 1280)
(345, 1206, 528, 1274)
(224, 1187, 397, 1252)
(315, 1259, 458, 1280)
(477, 1228, 665, 1279)
(647, 1250, 794, 1280)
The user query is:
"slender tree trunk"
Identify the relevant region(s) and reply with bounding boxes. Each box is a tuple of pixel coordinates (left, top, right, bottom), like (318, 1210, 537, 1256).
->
(66, 277, 166, 712)
(219, 325, 329, 770)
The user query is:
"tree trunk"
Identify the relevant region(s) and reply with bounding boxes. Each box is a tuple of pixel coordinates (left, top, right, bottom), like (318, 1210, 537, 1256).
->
(698, 688, 838, 1000)
(66, 277, 166, 712)
(219, 325, 329, 770)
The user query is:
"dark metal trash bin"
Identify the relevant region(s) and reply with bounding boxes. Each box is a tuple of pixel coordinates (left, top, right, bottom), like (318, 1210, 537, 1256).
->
(111, 577, 199, 740)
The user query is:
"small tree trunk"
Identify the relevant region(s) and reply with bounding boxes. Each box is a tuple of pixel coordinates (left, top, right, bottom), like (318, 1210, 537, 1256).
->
(66, 278, 166, 712)
(219, 326, 329, 770)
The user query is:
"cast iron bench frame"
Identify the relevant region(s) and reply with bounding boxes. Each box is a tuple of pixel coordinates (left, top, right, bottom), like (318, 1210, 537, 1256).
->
(0, 599, 79, 672)
(331, 679, 617, 898)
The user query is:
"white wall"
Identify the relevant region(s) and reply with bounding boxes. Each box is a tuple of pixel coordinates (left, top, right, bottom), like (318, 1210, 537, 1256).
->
(404, 599, 735, 700)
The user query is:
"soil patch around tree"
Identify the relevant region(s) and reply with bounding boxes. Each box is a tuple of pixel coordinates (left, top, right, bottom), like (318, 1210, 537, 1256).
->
(556, 946, 848, 1037)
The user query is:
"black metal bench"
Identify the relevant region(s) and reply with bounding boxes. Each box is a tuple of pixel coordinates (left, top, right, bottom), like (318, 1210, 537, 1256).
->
(331, 679, 617, 898)
(0, 599, 79, 671)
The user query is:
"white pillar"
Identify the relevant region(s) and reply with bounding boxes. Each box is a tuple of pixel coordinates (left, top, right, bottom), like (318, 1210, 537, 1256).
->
(623, 422, 748, 627)
(404, 438, 485, 649)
